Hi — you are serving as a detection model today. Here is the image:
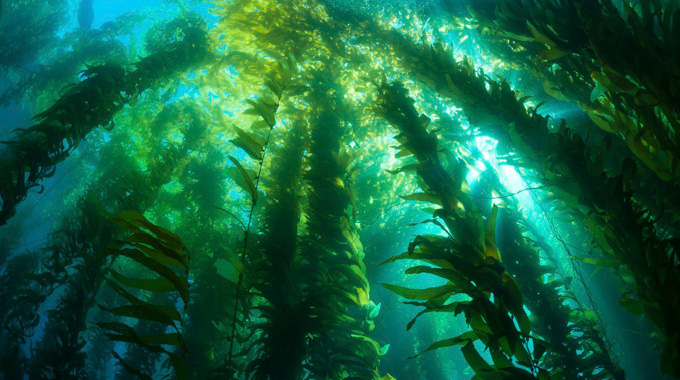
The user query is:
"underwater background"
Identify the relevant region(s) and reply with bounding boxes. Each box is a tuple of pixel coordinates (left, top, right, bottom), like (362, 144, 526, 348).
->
(1, 0, 679, 379)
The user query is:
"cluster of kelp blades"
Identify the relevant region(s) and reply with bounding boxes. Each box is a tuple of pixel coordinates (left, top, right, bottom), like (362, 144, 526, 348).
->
(439, 1, 680, 375)
(1, 8, 386, 378)
(388, 33, 680, 374)
(0, 13, 208, 225)
(0, 12, 208, 380)
(375, 81, 624, 379)
(217, 55, 388, 379)
(465, 0, 680, 183)
(0, 0, 679, 379)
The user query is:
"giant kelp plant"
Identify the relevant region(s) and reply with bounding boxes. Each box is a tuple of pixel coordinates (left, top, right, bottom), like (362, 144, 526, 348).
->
(0, 0, 679, 379)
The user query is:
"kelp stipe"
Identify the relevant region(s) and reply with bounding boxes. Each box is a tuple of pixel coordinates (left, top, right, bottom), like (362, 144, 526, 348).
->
(298, 73, 383, 380)
(476, 168, 624, 379)
(375, 81, 547, 378)
(0, 252, 45, 378)
(245, 119, 307, 379)
(27, 194, 118, 379)
(0, 15, 209, 226)
(223, 55, 296, 376)
(465, 0, 680, 184)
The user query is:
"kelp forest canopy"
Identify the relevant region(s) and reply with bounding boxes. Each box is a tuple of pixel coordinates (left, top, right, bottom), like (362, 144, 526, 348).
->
(0, 0, 679, 379)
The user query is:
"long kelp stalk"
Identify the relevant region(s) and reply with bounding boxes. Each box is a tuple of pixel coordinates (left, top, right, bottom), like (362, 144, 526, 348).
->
(2, 196, 114, 377)
(463, 0, 680, 184)
(27, 194, 117, 379)
(226, 56, 295, 373)
(0, 18, 208, 226)
(246, 120, 306, 379)
(0, 252, 47, 378)
(121, 99, 237, 379)
(473, 169, 624, 379)
(376, 81, 547, 378)
(28, 157, 187, 378)
(498, 212, 624, 379)
(299, 73, 382, 379)
(174, 158, 237, 377)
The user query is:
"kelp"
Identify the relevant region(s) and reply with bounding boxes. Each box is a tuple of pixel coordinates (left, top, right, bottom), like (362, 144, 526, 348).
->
(207, 0, 373, 103)
(207, 1, 387, 376)
(374, 34, 680, 377)
(475, 169, 624, 379)
(26, 180, 183, 378)
(375, 81, 546, 379)
(1, 190, 118, 379)
(297, 73, 382, 380)
(0, 10, 139, 107)
(0, 253, 46, 378)
(182, 228, 240, 379)
(0, 0, 67, 71)
(112, 295, 172, 379)
(26, 104, 194, 378)
(480, 77, 680, 378)
(0, 15, 209, 226)
(96, 210, 190, 380)
(462, 0, 680, 184)
(3, 1, 680, 379)
(136, 101, 239, 379)
(224, 56, 295, 376)
(27, 195, 117, 379)
(84, 285, 119, 379)
(31, 100, 193, 294)
(246, 119, 307, 379)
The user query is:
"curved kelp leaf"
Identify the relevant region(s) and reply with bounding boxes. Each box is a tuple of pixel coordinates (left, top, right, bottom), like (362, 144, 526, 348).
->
(109, 269, 176, 292)
(381, 283, 457, 301)
(244, 98, 278, 128)
(410, 331, 477, 359)
(111, 351, 153, 380)
(230, 125, 265, 160)
(97, 211, 190, 380)
(484, 205, 500, 261)
(228, 155, 258, 204)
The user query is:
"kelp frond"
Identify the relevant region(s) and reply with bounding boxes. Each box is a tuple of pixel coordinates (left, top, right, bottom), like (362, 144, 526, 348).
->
(0, 15, 209, 226)
(96, 210, 190, 380)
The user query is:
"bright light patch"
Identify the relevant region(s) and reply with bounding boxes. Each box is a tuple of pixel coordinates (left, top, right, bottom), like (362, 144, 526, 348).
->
(466, 167, 480, 185)
(498, 164, 535, 207)
(474, 136, 498, 163)
(499, 165, 526, 194)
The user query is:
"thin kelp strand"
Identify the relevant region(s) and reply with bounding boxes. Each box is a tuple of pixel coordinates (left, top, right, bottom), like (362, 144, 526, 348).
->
(226, 57, 292, 373)
(226, 123, 273, 369)
(535, 193, 615, 357)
